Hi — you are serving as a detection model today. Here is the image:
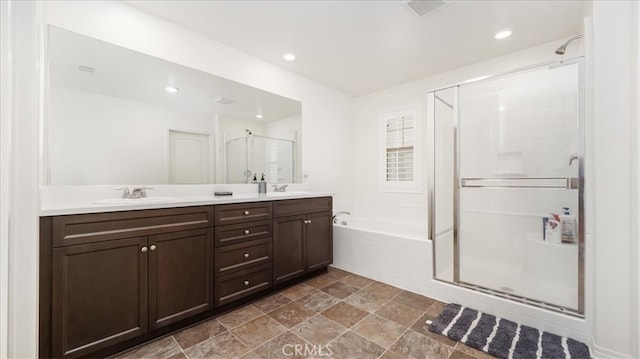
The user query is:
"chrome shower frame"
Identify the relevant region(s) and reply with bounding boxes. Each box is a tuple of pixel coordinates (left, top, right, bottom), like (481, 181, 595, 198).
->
(427, 56, 585, 316)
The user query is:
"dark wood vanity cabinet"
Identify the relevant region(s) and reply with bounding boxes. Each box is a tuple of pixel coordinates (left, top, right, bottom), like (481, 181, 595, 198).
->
(41, 197, 332, 358)
(214, 202, 273, 306)
(43, 207, 214, 358)
(273, 197, 333, 284)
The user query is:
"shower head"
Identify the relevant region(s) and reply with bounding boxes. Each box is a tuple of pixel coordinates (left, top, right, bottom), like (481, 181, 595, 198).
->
(555, 34, 583, 55)
(245, 129, 252, 136)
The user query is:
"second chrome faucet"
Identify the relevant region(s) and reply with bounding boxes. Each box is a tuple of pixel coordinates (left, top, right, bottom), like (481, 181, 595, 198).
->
(115, 186, 153, 199)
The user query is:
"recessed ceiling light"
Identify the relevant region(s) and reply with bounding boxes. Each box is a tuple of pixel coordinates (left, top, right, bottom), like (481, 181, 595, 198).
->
(165, 86, 179, 93)
(494, 29, 512, 40)
(283, 53, 296, 61)
(256, 114, 264, 119)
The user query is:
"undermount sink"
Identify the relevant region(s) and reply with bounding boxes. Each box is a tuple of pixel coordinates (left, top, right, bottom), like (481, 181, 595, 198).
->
(93, 197, 176, 205)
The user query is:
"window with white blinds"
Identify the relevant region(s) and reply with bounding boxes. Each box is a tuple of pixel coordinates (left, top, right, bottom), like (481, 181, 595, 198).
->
(385, 115, 414, 181)
(380, 105, 420, 192)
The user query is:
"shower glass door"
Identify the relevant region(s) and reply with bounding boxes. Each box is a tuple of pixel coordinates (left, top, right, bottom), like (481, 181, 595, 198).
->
(431, 59, 583, 314)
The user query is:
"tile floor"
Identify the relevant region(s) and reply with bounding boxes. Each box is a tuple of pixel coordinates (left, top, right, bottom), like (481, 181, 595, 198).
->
(114, 267, 495, 359)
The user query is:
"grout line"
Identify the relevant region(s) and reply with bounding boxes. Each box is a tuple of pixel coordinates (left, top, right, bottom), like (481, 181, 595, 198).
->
(169, 335, 189, 359)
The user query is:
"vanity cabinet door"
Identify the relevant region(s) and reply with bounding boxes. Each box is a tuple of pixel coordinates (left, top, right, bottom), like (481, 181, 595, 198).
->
(148, 228, 214, 330)
(306, 211, 333, 271)
(273, 215, 307, 284)
(52, 237, 148, 358)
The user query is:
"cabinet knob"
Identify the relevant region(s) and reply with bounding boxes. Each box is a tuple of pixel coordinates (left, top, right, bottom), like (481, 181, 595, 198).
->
(150, 245, 157, 251)
(243, 280, 250, 286)
(244, 229, 250, 235)
(141, 246, 148, 253)
(307, 219, 312, 224)
(243, 253, 250, 258)
(243, 210, 250, 216)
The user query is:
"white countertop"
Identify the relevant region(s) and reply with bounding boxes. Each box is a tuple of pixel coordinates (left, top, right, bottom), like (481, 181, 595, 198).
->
(40, 185, 333, 216)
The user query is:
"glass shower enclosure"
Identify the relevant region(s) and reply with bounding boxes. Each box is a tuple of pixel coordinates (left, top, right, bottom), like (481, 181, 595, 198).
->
(429, 58, 584, 315)
(225, 135, 296, 184)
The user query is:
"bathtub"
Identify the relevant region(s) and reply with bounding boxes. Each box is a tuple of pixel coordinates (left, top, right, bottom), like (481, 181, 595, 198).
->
(332, 217, 431, 294)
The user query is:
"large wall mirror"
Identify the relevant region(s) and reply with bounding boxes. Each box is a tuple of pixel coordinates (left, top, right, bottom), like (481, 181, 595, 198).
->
(45, 26, 302, 185)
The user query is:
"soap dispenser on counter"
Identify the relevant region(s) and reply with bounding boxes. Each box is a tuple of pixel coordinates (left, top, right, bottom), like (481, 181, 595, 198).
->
(258, 173, 267, 194)
(560, 207, 577, 243)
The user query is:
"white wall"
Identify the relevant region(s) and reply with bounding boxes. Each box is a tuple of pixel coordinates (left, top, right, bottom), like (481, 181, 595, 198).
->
(590, 1, 638, 358)
(44, 0, 355, 210)
(3, 1, 42, 358)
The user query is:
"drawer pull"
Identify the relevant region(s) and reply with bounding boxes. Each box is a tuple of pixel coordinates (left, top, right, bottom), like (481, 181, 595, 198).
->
(150, 245, 157, 251)
(304, 219, 312, 224)
(141, 246, 148, 253)
(244, 229, 250, 235)
(243, 280, 250, 286)
(243, 253, 250, 258)
(243, 210, 250, 216)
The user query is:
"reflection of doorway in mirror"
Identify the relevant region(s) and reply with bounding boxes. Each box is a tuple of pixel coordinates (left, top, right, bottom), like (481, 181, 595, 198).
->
(168, 130, 212, 184)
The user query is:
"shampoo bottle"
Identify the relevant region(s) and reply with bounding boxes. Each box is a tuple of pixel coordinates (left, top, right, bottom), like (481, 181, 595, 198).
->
(258, 173, 267, 194)
(560, 207, 576, 243)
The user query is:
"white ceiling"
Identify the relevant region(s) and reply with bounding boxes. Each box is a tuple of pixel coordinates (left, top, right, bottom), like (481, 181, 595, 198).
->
(125, 0, 586, 96)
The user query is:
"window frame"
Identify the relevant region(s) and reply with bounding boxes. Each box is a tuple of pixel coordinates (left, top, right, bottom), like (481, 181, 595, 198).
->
(379, 104, 422, 193)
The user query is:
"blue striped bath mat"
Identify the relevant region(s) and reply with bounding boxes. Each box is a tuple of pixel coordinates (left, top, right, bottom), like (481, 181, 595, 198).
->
(429, 303, 590, 359)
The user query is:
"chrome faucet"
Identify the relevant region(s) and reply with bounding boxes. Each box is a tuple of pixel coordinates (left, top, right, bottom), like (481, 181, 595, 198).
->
(332, 211, 351, 224)
(569, 153, 579, 166)
(115, 186, 153, 199)
(272, 184, 288, 192)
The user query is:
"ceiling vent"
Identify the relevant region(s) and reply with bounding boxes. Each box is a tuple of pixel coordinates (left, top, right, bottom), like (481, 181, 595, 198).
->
(404, 0, 447, 17)
(214, 97, 235, 105)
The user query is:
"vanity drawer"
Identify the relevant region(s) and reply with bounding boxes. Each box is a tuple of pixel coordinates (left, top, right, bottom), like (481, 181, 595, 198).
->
(215, 238, 271, 276)
(273, 197, 332, 218)
(215, 264, 272, 306)
(215, 220, 272, 247)
(51, 206, 214, 247)
(214, 202, 272, 225)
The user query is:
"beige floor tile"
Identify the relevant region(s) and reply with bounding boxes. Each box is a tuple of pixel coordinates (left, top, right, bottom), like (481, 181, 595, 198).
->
(254, 331, 311, 359)
(328, 331, 385, 359)
(320, 302, 368, 328)
(392, 290, 436, 312)
(291, 315, 347, 346)
(184, 331, 250, 359)
(305, 274, 337, 289)
(338, 274, 374, 289)
(296, 290, 341, 313)
(114, 336, 182, 359)
(253, 293, 291, 313)
(173, 319, 226, 349)
(351, 314, 407, 349)
(281, 284, 317, 301)
(231, 315, 287, 348)
(344, 291, 390, 313)
(388, 329, 453, 359)
(319, 281, 359, 299)
(375, 300, 423, 327)
(268, 302, 316, 328)
(217, 305, 263, 329)
(359, 282, 402, 300)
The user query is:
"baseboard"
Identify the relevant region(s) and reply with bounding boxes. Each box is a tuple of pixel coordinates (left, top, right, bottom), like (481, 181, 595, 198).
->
(590, 338, 633, 359)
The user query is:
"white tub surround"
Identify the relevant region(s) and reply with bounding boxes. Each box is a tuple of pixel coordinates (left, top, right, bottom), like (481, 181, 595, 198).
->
(40, 184, 331, 216)
(332, 217, 429, 295)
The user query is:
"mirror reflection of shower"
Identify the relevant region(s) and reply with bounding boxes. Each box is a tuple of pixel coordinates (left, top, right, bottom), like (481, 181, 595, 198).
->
(225, 129, 296, 184)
